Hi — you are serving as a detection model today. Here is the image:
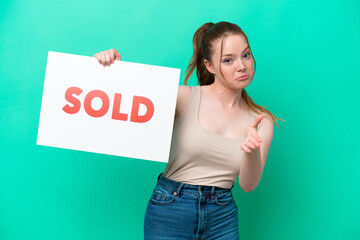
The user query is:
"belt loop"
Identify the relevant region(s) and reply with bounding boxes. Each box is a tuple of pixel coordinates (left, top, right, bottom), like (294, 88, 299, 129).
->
(176, 183, 184, 196)
(157, 172, 162, 182)
(211, 186, 215, 195)
(198, 185, 203, 195)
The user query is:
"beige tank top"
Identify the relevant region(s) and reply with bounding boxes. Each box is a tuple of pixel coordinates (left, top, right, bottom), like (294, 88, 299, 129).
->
(163, 86, 261, 189)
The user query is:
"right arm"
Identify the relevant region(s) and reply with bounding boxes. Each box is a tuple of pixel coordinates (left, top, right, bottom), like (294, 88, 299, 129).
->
(94, 49, 192, 122)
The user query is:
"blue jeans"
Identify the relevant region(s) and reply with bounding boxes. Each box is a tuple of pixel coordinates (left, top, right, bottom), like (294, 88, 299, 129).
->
(144, 172, 239, 240)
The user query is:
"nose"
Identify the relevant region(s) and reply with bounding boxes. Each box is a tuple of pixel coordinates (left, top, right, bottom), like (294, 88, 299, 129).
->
(236, 59, 246, 71)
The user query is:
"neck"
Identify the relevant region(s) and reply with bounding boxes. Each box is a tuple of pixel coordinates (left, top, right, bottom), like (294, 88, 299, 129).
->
(207, 81, 245, 109)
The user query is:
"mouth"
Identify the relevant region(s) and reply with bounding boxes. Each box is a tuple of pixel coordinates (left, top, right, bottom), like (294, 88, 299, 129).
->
(235, 75, 249, 80)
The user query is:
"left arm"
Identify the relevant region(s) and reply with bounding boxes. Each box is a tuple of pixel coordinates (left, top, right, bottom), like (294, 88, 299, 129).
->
(239, 113, 274, 192)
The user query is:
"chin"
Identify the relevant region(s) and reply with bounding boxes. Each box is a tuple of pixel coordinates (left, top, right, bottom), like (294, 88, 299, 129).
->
(231, 80, 251, 89)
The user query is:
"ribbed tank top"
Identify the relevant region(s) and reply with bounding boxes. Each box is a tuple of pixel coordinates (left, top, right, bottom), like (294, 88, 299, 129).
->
(163, 86, 261, 189)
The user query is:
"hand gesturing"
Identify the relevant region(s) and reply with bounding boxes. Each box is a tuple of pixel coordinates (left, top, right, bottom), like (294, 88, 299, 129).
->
(241, 114, 265, 153)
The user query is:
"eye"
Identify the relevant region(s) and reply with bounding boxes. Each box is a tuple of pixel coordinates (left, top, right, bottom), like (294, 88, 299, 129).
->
(223, 59, 232, 64)
(243, 52, 251, 58)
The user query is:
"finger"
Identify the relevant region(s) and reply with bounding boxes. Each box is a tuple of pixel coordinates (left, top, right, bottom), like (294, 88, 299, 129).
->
(244, 138, 256, 150)
(114, 49, 121, 61)
(250, 114, 264, 129)
(247, 136, 260, 148)
(105, 51, 111, 66)
(94, 53, 101, 63)
(251, 131, 262, 143)
(100, 52, 106, 67)
(109, 49, 115, 64)
(241, 144, 252, 153)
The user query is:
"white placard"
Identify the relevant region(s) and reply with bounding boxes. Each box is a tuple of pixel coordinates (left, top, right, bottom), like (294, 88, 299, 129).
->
(37, 51, 180, 163)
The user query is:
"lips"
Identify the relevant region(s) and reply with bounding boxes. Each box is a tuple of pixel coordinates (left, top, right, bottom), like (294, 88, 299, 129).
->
(236, 75, 249, 80)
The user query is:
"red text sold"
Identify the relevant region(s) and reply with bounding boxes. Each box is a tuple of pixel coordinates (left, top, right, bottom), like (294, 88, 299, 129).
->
(62, 87, 154, 123)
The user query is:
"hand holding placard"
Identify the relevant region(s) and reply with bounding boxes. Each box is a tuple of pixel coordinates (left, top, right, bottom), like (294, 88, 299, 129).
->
(94, 49, 121, 67)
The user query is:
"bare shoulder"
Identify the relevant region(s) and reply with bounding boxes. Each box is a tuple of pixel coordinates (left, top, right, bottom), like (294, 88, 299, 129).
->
(258, 111, 274, 136)
(260, 111, 272, 120)
(175, 85, 192, 117)
(178, 85, 192, 97)
(257, 110, 274, 167)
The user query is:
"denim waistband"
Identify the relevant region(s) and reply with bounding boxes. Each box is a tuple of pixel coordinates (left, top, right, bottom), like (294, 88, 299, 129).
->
(156, 172, 232, 196)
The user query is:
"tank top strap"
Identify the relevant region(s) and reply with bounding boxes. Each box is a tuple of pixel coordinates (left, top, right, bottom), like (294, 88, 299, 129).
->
(248, 112, 255, 124)
(174, 86, 201, 128)
(187, 86, 201, 122)
(193, 85, 201, 112)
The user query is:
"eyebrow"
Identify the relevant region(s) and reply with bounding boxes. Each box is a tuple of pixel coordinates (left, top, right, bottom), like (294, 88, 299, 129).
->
(221, 46, 250, 57)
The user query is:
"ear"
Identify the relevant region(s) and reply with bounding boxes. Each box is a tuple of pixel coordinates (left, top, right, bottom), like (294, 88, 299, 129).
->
(204, 59, 215, 74)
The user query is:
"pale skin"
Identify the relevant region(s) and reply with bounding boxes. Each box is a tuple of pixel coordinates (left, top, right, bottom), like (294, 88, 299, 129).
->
(94, 34, 274, 192)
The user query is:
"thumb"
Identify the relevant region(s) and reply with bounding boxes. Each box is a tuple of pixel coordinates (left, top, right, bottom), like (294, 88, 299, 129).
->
(249, 114, 264, 129)
(114, 49, 121, 61)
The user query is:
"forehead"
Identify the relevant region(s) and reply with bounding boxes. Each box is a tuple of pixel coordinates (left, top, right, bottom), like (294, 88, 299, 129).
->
(212, 34, 248, 55)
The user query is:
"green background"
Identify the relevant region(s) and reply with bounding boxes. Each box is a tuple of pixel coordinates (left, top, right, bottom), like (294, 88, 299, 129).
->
(1, 0, 359, 239)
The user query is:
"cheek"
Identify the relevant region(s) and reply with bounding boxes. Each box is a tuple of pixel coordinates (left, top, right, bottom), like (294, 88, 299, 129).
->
(221, 64, 235, 71)
(219, 65, 238, 79)
(248, 61, 254, 70)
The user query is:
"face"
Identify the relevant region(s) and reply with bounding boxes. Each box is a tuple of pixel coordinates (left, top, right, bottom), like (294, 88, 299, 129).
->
(204, 34, 254, 90)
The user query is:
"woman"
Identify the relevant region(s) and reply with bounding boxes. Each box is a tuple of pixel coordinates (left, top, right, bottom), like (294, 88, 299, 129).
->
(94, 21, 282, 239)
